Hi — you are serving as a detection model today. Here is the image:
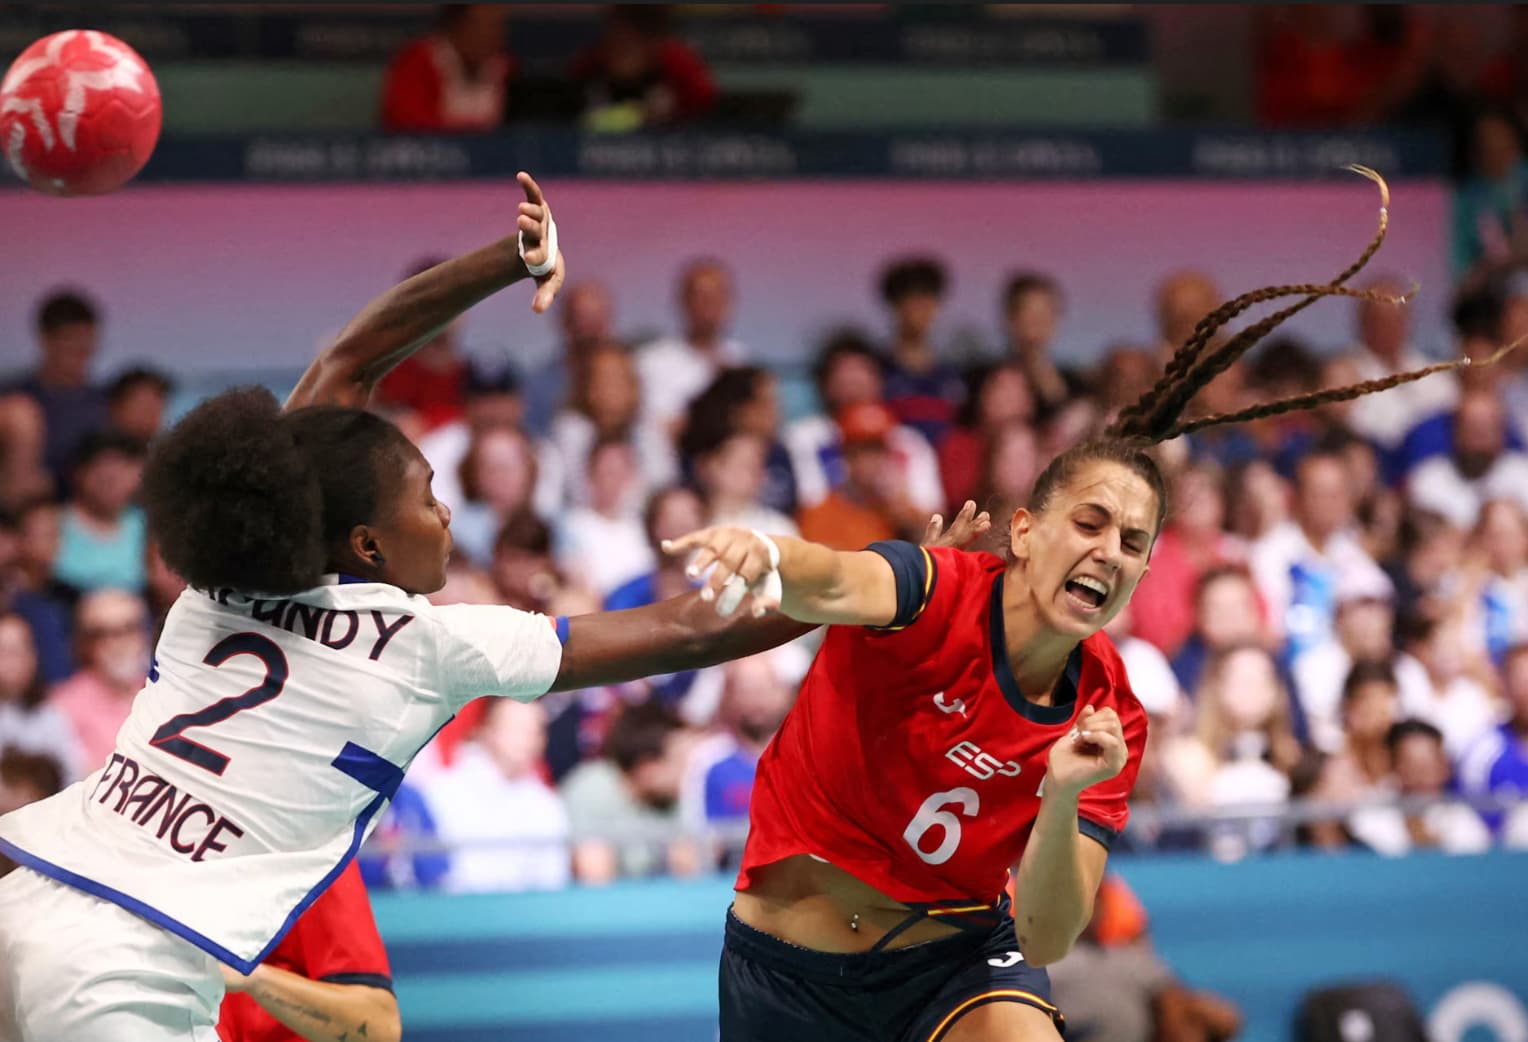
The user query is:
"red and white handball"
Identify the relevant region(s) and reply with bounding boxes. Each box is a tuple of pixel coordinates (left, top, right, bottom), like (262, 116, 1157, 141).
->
(0, 29, 162, 196)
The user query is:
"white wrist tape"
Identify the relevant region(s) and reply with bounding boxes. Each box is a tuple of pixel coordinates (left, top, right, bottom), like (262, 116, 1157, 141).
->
(714, 530, 784, 618)
(518, 213, 559, 278)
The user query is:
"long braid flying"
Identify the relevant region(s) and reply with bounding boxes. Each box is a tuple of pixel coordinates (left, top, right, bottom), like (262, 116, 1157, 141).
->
(1106, 166, 1517, 446)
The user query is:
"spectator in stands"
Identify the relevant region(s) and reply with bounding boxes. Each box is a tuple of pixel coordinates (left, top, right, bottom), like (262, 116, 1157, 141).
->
(4, 499, 72, 685)
(970, 421, 1042, 542)
(1000, 271, 1085, 420)
(447, 424, 545, 567)
(1049, 874, 1243, 1042)
(104, 366, 173, 445)
(49, 588, 149, 771)
(4, 289, 108, 492)
(690, 431, 798, 539)
(1308, 660, 1402, 850)
(217, 861, 402, 1042)
(380, 4, 512, 133)
(682, 650, 798, 863)
(878, 255, 964, 445)
(1131, 464, 1248, 658)
(374, 258, 474, 438)
(0, 746, 64, 873)
(1471, 499, 1528, 665)
(636, 258, 747, 443)
(1344, 278, 1456, 452)
(1407, 390, 1528, 529)
(1459, 642, 1528, 835)
(784, 328, 943, 515)
(1223, 458, 1289, 544)
(54, 432, 147, 596)
(548, 341, 670, 508)
(1170, 567, 1269, 696)
(937, 361, 1036, 510)
(797, 403, 926, 551)
(423, 698, 571, 893)
(1292, 579, 1433, 755)
(417, 359, 526, 514)
(555, 437, 654, 598)
(0, 612, 81, 783)
(1095, 345, 1165, 434)
(1347, 719, 1492, 856)
(560, 699, 697, 883)
(524, 281, 618, 436)
(1398, 613, 1499, 761)
(1163, 644, 1302, 858)
(1250, 444, 1390, 662)
(680, 367, 797, 517)
(0, 393, 49, 511)
(490, 509, 592, 617)
(1389, 8, 1501, 179)
(605, 486, 705, 612)
(1154, 269, 1221, 366)
(1388, 508, 1470, 631)
(571, 4, 717, 131)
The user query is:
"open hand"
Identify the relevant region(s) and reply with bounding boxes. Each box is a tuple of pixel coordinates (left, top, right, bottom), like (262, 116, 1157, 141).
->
(922, 500, 992, 550)
(661, 526, 777, 617)
(1045, 706, 1127, 798)
(516, 171, 565, 314)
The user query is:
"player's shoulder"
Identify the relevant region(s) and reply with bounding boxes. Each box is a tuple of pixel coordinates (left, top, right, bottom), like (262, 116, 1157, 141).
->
(1080, 630, 1148, 726)
(924, 545, 1006, 591)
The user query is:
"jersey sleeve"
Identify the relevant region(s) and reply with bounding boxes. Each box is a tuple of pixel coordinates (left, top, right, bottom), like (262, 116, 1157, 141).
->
(428, 603, 567, 709)
(856, 543, 979, 667)
(285, 861, 393, 989)
(1076, 688, 1149, 851)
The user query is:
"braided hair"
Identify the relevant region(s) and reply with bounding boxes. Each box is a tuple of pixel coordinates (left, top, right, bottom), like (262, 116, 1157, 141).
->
(1031, 166, 1521, 530)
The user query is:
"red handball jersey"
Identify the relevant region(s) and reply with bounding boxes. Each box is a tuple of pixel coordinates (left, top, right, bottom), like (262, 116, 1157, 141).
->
(216, 861, 392, 1042)
(738, 543, 1148, 908)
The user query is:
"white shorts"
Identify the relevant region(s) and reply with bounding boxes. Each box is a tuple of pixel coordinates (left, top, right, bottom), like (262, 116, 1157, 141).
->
(0, 866, 224, 1041)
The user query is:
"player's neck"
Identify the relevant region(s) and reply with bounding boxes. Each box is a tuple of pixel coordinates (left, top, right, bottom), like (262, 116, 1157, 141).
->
(999, 571, 1076, 704)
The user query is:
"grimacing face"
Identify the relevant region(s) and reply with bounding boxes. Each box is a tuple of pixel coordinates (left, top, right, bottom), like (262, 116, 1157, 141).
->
(1008, 459, 1159, 640)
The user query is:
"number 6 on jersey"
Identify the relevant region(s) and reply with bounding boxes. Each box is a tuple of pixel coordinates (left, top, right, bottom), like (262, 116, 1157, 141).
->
(902, 787, 979, 865)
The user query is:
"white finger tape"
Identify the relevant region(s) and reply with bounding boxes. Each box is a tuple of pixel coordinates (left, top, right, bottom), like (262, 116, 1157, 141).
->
(519, 213, 559, 278)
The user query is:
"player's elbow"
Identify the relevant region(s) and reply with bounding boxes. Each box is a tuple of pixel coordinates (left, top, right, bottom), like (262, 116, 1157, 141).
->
(358, 990, 403, 1042)
(1018, 934, 1076, 969)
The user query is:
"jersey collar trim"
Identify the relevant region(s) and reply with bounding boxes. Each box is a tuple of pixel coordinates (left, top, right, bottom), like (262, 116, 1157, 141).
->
(988, 572, 1081, 725)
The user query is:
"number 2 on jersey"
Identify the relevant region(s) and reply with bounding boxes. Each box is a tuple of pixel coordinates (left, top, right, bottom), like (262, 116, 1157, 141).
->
(149, 633, 289, 775)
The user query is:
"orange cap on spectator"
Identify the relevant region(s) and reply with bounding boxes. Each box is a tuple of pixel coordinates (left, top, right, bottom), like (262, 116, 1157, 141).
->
(836, 402, 896, 446)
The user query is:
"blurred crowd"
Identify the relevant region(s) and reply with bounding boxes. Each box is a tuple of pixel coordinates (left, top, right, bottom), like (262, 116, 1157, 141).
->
(6, 216, 1528, 891)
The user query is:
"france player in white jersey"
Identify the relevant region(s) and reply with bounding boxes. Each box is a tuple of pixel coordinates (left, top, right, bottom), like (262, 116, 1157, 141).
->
(0, 174, 811, 1042)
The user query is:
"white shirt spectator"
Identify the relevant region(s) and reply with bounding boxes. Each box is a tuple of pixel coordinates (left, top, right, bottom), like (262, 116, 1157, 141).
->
(544, 410, 676, 511)
(1399, 676, 1501, 761)
(1293, 646, 1434, 754)
(635, 335, 746, 441)
(1114, 635, 1183, 721)
(555, 508, 654, 597)
(1345, 346, 1458, 449)
(1249, 521, 1390, 648)
(0, 702, 85, 783)
(784, 413, 944, 515)
(1349, 798, 1493, 856)
(416, 420, 563, 523)
(1407, 452, 1528, 529)
(423, 743, 571, 893)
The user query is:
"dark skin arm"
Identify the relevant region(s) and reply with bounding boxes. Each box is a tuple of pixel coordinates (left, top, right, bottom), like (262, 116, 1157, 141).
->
(284, 171, 564, 414)
(551, 502, 991, 691)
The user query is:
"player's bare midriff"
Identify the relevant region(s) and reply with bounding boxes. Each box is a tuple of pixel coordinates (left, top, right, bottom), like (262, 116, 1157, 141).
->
(732, 854, 977, 952)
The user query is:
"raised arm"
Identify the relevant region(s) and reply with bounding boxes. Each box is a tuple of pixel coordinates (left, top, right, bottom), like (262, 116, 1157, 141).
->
(284, 171, 565, 413)
(552, 502, 992, 690)
(661, 527, 897, 626)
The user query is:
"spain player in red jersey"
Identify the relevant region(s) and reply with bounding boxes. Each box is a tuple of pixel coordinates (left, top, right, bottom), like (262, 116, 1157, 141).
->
(667, 169, 1515, 1042)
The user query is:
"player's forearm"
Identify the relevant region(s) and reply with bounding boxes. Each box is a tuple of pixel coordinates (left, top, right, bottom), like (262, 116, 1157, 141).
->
(287, 237, 529, 410)
(1010, 788, 1092, 967)
(553, 592, 815, 691)
(236, 966, 402, 1042)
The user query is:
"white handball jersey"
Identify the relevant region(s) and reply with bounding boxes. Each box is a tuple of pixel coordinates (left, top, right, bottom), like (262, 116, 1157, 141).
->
(0, 576, 565, 971)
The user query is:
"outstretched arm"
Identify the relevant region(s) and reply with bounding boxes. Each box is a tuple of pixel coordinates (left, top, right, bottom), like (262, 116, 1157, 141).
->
(551, 502, 992, 690)
(284, 171, 565, 413)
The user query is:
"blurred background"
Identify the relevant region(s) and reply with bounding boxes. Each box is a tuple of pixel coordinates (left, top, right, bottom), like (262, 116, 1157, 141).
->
(3, 4, 1528, 1042)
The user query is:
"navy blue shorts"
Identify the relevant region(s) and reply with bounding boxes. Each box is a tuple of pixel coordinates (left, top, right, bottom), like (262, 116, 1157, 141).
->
(719, 907, 1064, 1042)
